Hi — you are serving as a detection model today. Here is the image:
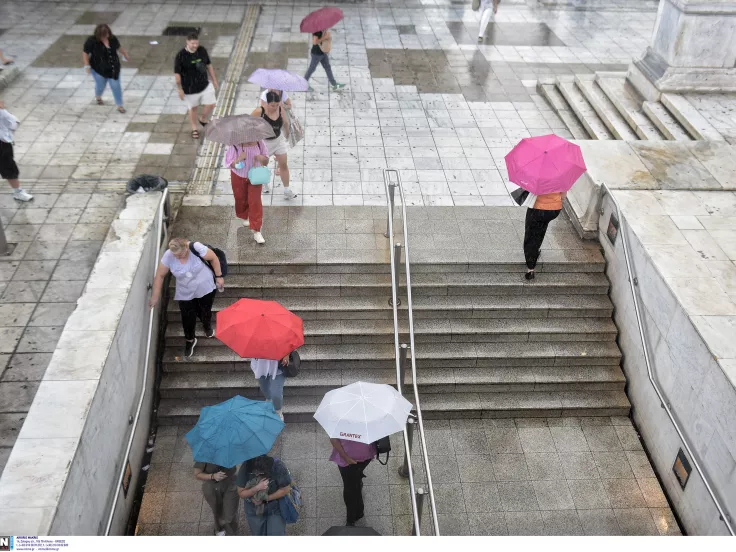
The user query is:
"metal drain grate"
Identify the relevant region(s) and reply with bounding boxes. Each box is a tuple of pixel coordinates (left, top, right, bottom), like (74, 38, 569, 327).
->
(163, 26, 201, 36)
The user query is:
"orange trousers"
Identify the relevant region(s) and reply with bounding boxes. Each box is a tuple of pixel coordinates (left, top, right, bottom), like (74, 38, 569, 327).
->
(231, 171, 263, 231)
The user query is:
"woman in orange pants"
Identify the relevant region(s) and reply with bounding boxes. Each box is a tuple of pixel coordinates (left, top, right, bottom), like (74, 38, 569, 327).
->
(225, 140, 269, 244)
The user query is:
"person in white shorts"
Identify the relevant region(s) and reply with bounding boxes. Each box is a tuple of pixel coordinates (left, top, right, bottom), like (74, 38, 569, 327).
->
(478, 0, 500, 41)
(251, 92, 296, 199)
(174, 32, 218, 139)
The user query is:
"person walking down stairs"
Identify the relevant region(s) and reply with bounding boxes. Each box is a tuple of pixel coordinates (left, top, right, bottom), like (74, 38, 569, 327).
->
(523, 192, 564, 280)
(150, 238, 225, 358)
(250, 356, 291, 421)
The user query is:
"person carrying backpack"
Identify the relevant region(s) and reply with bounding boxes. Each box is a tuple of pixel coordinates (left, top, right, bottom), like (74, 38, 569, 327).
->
(149, 238, 225, 358)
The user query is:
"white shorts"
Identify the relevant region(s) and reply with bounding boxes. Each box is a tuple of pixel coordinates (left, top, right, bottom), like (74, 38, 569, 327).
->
(184, 83, 217, 109)
(265, 134, 288, 156)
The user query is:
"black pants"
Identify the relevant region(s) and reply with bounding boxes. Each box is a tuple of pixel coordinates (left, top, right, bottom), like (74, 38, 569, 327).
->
(178, 289, 216, 340)
(523, 208, 560, 269)
(0, 140, 19, 180)
(338, 459, 371, 523)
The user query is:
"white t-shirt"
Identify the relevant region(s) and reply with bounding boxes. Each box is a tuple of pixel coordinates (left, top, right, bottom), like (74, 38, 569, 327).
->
(251, 358, 282, 379)
(260, 89, 289, 103)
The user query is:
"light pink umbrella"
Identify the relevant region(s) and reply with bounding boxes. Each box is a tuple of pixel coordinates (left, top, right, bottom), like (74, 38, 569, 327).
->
(504, 134, 587, 195)
(248, 69, 309, 92)
(300, 7, 344, 33)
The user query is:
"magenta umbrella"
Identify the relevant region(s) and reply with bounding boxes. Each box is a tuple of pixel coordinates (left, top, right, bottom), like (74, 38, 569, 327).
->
(300, 6, 344, 33)
(248, 69, 309, 92)
(504, 134, 587, 195)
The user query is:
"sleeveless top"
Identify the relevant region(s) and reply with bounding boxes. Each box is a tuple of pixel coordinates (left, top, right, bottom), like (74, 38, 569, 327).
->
(260, 106, 282, 139)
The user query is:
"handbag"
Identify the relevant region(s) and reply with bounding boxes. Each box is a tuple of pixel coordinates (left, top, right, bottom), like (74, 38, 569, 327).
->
(285, 109, 304, 148)
(373, 435, 391, 466)
(472, 0, 481, 10)
(281, 350, 300, 378)
(248, 165, 271, 185)
(275, 458, 302, 524)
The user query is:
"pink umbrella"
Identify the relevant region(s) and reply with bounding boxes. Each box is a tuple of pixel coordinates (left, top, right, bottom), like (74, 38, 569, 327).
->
(300, 7, 344, 33)
(504, 134, 587, 195)
(248, 69, 309, 92)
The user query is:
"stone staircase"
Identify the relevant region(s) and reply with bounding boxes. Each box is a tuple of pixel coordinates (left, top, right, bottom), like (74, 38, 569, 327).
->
(156, 239, 630, 426)
(538, 71, 724, 141)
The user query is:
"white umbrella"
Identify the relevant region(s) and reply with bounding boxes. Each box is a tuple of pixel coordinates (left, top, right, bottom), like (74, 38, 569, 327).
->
(314, 381, 413, 444)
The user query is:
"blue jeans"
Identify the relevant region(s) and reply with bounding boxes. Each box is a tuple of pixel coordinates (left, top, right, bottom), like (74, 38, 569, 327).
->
(244, 501, 286, 536)
(258, 372, 285, 411)
(304, 53, 336, 86)
(91, 69, 123, 106)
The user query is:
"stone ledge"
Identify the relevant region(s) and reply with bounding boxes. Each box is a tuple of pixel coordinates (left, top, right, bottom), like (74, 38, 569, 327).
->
(0, 192, 162, 535)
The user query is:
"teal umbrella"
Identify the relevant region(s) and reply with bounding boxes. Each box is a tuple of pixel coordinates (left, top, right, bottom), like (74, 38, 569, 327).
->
(185, 396, 284, 468)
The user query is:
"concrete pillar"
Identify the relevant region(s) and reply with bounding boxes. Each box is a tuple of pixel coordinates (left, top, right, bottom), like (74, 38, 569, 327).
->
(628, 0, 736, 100)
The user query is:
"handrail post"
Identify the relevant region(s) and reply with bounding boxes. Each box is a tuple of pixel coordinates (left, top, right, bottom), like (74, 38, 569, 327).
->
(389, 242, 402, 306)
(399, 343, 408, 389)
(0, 220, 8, 256)
(411, 488, 425, 536)
(398, 415, 416, 478)
(384, 182, 396, 238)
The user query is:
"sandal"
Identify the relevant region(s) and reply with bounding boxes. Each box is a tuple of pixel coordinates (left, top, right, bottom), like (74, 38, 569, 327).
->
(117, 106, 126, 113)
(191, 129, 200, 139)
(96, 97, 104, 105)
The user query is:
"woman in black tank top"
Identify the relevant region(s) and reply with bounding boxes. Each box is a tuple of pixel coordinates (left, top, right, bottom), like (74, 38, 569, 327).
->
(250, 91, 296, 199)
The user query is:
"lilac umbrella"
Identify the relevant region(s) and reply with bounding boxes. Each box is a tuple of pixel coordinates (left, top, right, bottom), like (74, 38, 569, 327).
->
(300, 7, 344, 33)
(248, 69, 309, 92)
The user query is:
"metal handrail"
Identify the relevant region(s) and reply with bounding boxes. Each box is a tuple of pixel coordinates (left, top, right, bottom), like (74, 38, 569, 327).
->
(105, 188, 170, 535)
(384, 169, 441, 536)
(601, 183, 734, 536)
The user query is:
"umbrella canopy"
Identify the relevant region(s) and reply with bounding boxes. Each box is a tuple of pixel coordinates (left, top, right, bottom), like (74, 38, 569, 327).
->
(314, 381, 412, 444)
(504, 134, 587, 195)
(184, 396, 284, 468)
(204, 114, 275, 146)
(322, 525, 381, 536)
(216, 298, 304, 360)
(300, 6, 344, 33)
(248, 69, 309, 92)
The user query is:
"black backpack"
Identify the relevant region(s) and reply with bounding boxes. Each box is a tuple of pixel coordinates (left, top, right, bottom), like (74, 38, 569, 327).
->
(282, 350, 300, 378)
(190, 242, 228, 278)
(373, 436, 391, 465)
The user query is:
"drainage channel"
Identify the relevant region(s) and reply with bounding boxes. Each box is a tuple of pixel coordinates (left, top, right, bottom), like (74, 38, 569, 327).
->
(187, 4, 260, 196)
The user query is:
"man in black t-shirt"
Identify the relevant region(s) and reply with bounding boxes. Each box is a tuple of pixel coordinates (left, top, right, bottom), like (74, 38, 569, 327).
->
(174, 32, 219, 139)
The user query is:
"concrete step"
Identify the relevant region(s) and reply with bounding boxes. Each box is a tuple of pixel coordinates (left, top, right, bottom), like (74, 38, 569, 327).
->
(595, 74, 665, 140)
(538, 81, 591, 140)
(642, 101, 692, 141)
(157, 389, 631, 424)
(660, 93, 725, 141)
(171, 271, 611, 298)
(158, 365, 627, 398)
(167, 294, 614, 321)
(162, 341, 622, 372)
(165, 316, 618, 346)
(556, 77, 614, 140)
(575, 76, 640, 140)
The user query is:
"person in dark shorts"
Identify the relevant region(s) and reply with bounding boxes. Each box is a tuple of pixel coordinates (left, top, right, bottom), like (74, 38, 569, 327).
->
(174, 32, 218, 139)
(0, 100, 33, 202)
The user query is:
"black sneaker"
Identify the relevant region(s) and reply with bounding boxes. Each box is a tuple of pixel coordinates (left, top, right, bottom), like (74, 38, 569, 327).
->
(204, 327, 215, 338)
(184, 338, 197, 358)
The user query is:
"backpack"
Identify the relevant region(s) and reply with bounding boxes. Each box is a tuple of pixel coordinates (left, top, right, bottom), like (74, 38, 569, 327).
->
(189, 242, 228, 278)
(373, 436, 391, 466)
(282, 350, 300, 378)
(274, 458, 301, 524)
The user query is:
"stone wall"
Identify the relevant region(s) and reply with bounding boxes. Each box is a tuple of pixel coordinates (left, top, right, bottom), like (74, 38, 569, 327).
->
(0, 192, 166, 535)
(599, 193, 736, 536)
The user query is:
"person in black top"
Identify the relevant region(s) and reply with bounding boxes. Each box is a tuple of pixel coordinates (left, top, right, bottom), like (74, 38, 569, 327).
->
(82, 24, 129, 113)
(304, 29, 346, 92)
(250, 92, 296, 200)
(174, 32, 219, 139)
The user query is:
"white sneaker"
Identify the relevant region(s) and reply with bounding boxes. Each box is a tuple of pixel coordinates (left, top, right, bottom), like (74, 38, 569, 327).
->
(242, 219, 249, 227)
(253, 231, 265, 244)
(275, 409, 284, 421)
(215, 531, 226, 536)
(262, 183, 271, 194)
(13, 188, 33, 202)
(283, 188, 297, 200)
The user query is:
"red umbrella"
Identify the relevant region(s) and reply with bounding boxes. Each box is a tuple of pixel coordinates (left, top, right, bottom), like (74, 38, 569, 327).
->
(300, 7, 344, 33)
(216, 299, 304, 360)
(504, 134, 587, 195)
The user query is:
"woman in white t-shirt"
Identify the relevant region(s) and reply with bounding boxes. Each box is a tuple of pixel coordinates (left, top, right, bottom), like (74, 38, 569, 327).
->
(250, 356, 291, 420)
(149, 238, 225, 358)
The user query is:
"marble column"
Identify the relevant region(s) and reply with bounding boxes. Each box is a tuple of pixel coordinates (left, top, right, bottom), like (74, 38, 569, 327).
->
(628, 0, 736, 99)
